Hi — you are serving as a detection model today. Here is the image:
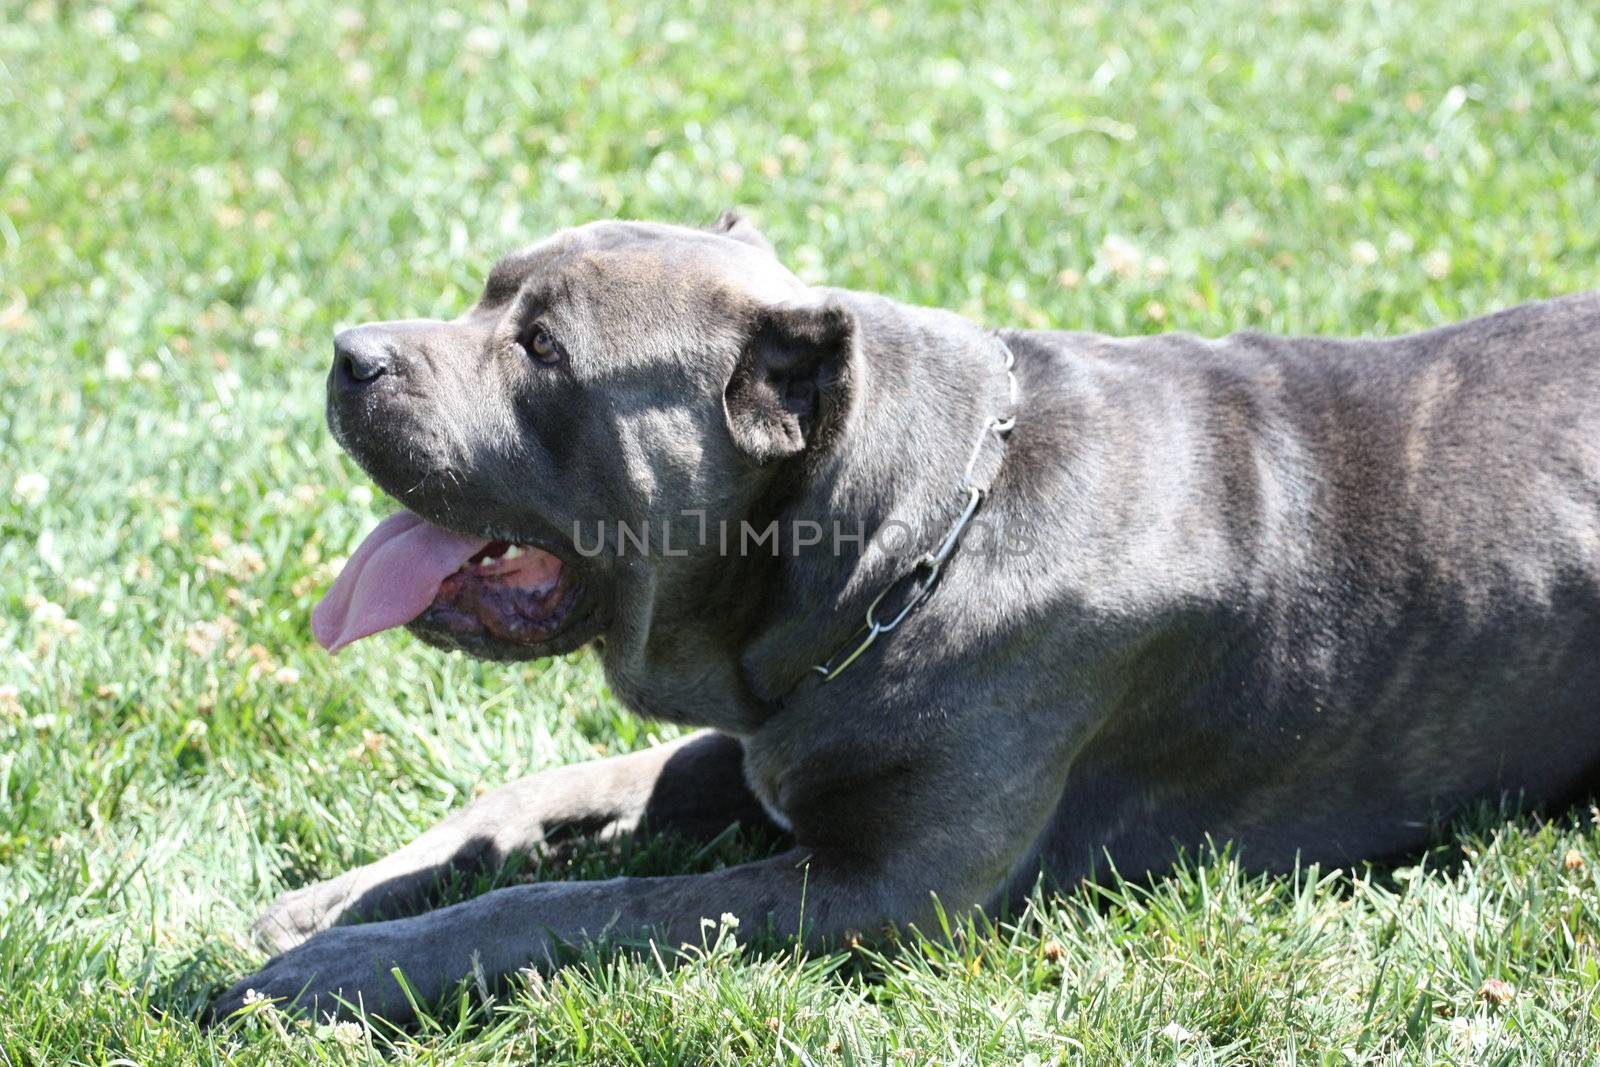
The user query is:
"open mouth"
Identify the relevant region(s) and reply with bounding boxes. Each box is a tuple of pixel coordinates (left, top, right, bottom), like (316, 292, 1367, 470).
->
(411, 538, 583, 650)
(311, 510, 590, 657)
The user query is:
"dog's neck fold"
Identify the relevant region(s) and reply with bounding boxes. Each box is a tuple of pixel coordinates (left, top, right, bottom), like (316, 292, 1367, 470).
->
(737, 290, 1023, 707)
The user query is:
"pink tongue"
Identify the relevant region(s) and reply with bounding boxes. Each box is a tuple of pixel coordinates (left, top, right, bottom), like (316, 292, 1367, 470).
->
(312, 511, 490, 653)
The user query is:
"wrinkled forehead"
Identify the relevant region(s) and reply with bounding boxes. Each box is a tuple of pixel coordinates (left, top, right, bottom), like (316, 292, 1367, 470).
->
(478, 221, 803, 322)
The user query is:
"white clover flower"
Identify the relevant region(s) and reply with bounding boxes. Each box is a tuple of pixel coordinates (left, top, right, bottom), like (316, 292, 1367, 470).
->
(240, 988, 277, 1014)
(30, 599, 67, 628)
(1098, 234, 1142, 279)
(12, 472, 49, 506)
(185, 619, 225, 657)
(273, 666, 301, 686)
(1425, 249, 1452, 280)
(1159, 1021, 1196, 1042)
(104, 348, 133, 380)
(1448, 1014, 1498, 1053)
(85, 7, 116, 35)
(331, 1020, 364, 1045)
(1350, 240, 1380, 266)
(249, 87, 279, 118)
(465, 26, 501, 54)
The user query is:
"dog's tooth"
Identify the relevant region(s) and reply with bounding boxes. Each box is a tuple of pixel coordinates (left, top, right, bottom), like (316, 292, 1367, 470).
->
(503, 545, 525, 560)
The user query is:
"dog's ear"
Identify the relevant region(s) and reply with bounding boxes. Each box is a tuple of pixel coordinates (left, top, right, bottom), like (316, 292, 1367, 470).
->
(723, 301, 856, 464)
(708, 209, 775, 255)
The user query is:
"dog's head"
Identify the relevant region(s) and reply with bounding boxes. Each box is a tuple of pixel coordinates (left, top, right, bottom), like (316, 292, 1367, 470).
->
(314, 214, 860, 663)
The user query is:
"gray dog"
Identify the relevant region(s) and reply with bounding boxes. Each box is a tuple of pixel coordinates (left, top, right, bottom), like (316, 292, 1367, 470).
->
(212, 213, 1600, 1021)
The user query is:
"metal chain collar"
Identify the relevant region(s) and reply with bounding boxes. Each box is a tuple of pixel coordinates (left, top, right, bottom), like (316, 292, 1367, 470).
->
(810, 333, 1020, 683)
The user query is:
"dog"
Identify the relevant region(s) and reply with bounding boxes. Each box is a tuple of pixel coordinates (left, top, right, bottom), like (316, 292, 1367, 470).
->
(211, 212, 1600, 1021)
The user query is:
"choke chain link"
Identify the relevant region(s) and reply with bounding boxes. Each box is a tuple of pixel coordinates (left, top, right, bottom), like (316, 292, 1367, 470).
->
(811, 335, 1020, 682)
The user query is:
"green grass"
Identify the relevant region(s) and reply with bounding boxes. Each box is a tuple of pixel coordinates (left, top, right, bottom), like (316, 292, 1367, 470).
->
(2, 0, 1599, 1061)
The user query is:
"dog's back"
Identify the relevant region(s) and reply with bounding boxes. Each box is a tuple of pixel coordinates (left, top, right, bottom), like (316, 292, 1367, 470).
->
(1011, 293, 1600, 882)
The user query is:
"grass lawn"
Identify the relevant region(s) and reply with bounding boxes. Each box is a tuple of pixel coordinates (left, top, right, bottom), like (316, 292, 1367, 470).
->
(3, 0, 1600, 1061)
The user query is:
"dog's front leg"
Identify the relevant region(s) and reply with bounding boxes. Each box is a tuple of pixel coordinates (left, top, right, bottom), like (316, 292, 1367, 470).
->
(250, 731, 776, 952)
(215, 722, 1071, 1025)
(217, 845, 948, 1023)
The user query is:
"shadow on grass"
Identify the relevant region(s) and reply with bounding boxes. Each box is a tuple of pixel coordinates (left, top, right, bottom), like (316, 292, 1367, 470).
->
(151, 786, 1600, 1046)
(155, 819, 790, 1028)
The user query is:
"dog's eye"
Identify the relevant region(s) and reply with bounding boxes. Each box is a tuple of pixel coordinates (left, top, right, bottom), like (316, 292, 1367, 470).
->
(523, 323, 561, 366)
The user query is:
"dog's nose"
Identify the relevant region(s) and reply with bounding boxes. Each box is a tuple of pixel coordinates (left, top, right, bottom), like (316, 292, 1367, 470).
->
(332, 327, 394, 388)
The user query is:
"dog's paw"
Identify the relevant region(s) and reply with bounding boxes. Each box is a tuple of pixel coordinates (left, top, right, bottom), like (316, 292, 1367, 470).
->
(209, 921, 431, 1025)
(250, 877, 358, 954)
